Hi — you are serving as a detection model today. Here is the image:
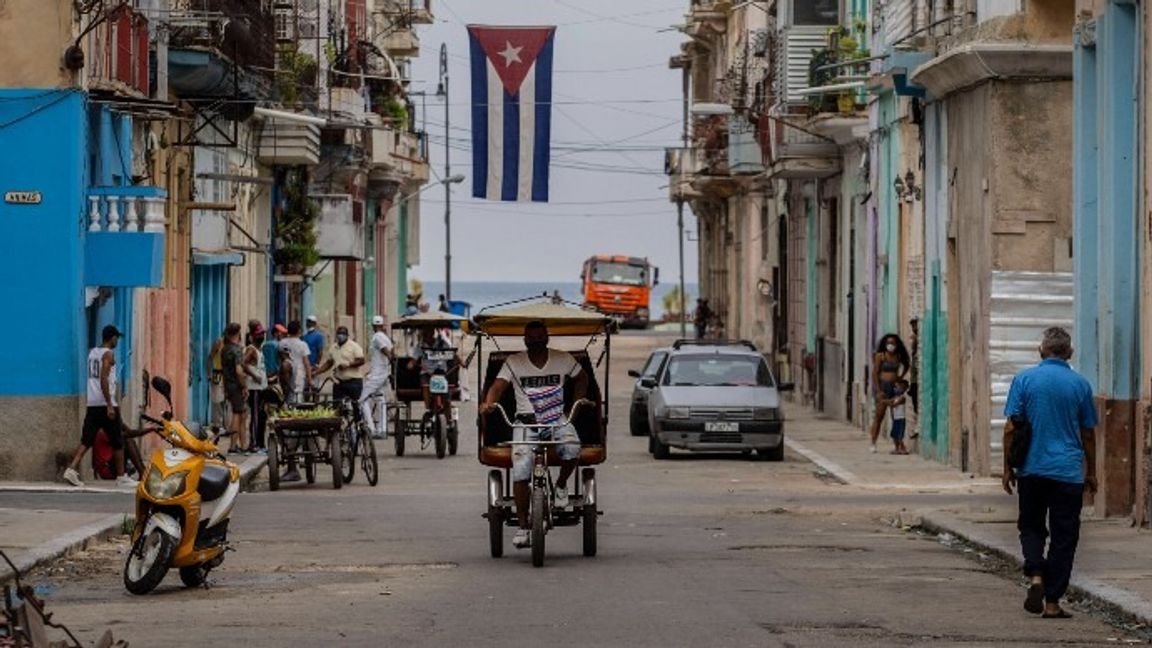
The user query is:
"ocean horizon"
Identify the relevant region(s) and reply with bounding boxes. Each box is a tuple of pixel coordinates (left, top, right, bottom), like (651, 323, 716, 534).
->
(413, 280, 699, 320)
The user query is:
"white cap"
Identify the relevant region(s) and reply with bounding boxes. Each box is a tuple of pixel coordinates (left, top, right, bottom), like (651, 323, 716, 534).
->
(372, 315, 385, 326)
(306, 315, 318, 323)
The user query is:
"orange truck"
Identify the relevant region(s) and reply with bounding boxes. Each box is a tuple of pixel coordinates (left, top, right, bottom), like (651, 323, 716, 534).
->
(581, 255, 658, 328)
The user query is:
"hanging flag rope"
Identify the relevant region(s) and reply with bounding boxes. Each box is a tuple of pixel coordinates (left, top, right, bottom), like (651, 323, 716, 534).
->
(468, 24, 556, 202)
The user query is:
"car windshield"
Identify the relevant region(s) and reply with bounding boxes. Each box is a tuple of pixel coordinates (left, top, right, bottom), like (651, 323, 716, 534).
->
(591, 261, 647, 286)
(662, 355, 773, 387)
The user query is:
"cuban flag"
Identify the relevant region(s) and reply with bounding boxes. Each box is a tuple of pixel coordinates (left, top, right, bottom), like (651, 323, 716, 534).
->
(468, 25, 556, 202)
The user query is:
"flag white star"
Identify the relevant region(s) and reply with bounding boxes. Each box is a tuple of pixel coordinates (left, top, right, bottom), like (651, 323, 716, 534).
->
(498, 41, 523, 67)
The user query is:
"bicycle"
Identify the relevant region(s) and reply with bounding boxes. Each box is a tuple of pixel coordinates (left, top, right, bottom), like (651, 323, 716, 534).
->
(317, 377, 379, 487)
(488, 400, 594, 568)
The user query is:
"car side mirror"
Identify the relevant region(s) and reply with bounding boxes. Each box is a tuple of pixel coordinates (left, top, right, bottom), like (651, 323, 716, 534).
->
(777, 382, 795, 392)
(628, 369, 641, 379)
(653, 267, 660, 286)
(640, 377, 657, 389)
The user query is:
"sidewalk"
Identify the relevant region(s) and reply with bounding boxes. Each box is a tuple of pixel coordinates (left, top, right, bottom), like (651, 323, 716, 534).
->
(784, 403, 1152, 625)
(0, 454, 266, 585)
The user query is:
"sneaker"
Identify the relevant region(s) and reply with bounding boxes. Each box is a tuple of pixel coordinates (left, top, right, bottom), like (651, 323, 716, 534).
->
(63, 467, 84, 487)
(512, 529, 531, 549)
(554, 486, 569, 510)
(256, 448, 268, 456)
(869, 444, 878, 454)
(281, 470, 301, 483)
(116, 475, 138, 488)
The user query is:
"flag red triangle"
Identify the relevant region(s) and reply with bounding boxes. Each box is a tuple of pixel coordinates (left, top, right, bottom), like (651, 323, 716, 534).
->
(468, 25, 556, 96)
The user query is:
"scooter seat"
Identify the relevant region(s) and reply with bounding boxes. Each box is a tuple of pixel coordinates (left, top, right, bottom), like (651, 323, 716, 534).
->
(198, 464, 231, 502)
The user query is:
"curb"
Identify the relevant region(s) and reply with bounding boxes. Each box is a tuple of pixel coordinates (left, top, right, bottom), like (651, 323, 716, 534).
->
(784, 437, 1000, 491)
(919, 511, 1152, 625)
(0, 456, 267, 586)
(784, 437, 857, 484)
(0, 513, 124, 586)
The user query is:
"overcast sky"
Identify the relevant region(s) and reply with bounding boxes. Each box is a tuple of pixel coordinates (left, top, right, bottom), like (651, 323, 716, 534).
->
(408, 0, 699, 284)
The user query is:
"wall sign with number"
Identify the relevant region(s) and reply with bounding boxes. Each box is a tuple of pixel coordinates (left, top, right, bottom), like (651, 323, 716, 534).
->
(4, 191, 42, 204)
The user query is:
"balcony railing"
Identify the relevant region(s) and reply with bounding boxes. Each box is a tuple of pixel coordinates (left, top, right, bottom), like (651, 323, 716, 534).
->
(87, 187, 167, 233)
(168, 0, 276, 73)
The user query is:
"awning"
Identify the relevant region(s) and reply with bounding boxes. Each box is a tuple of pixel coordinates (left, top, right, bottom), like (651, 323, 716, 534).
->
(392, 311, 471, 330)
(471, 302, 614, 337)
(193, 251, 245, 266)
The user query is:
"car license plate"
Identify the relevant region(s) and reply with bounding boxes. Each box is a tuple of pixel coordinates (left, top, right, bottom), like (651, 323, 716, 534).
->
(429, 375, 449, 394)
(704, 421, 739, 432)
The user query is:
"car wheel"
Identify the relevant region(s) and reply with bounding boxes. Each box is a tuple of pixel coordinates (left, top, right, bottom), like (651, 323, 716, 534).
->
(759, 442, 785, 462)
(629, 408, 648, 437)
(651, 434, 670, 460)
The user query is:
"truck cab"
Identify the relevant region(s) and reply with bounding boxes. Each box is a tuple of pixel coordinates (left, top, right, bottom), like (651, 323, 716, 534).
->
(581, 255, 658, 329)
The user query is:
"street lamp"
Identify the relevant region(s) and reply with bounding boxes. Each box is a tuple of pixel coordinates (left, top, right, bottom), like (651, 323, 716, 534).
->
(435, 43, 453, 301)
(394, 173, 465, 208)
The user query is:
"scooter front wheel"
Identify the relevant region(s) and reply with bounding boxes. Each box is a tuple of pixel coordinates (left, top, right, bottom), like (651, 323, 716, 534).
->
(124, 528, 175, 595)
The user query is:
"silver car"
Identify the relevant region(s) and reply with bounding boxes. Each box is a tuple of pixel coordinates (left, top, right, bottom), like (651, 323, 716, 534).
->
(645, 340, 793, 461)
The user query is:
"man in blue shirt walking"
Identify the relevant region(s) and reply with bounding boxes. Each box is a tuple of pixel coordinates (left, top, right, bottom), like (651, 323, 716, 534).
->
(1002, 326, 1098, 619)
(303, 315, 325, 384)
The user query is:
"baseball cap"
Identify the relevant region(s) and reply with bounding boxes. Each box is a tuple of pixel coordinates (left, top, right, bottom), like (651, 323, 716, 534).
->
(101, 325, 122, 341)
(252, 323, 266, 335)
(306, 315, 318, 323)
(371, 315, 385, 326)
(273, 324, 287, 334)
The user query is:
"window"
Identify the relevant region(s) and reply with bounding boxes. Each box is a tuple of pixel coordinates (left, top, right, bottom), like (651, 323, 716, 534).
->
(663, 355, 774, 387)
(591, 261, 648, 286)
(793, 0, 839, 26)
(641, 352, 668, 379)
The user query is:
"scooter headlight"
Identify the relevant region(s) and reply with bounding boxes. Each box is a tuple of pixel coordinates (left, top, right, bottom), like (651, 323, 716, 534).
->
(145, 469, 189, 500)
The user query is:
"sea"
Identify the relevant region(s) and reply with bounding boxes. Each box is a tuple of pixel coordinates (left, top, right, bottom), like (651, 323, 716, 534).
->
(416, 281, 698, 321)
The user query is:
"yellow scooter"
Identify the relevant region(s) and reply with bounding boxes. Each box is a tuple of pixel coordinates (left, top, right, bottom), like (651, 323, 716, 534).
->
(124, 376, 241, 594)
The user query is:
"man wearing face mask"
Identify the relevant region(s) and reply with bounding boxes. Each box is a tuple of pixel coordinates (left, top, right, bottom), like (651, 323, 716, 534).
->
(480, 321, 588, 549)
(314, 325, 366, 404)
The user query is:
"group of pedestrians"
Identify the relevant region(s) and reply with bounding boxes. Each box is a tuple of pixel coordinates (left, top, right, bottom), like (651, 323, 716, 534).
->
(864, 324, 1096, 619)
(209, 316, 398, 457)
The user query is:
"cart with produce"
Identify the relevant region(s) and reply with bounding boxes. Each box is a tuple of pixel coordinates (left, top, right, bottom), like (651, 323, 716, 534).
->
(266, 403, 344, 491)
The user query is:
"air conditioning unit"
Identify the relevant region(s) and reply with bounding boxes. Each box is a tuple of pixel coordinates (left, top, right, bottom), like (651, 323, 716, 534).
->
(298, 19, 318, 39)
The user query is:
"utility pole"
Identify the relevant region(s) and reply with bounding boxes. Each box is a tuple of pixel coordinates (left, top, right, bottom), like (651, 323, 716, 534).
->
(437, 43, 452, 301)
(678, 61, 691, 339)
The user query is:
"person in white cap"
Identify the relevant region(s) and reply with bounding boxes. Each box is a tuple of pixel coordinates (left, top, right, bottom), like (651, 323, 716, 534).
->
(361, 315, 395, 438)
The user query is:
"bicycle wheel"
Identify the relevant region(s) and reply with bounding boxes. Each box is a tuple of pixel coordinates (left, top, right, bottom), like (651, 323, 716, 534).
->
(339, 422, 356, 485)
(433, 414, 446, 459)
(360, 424, 379, 487)
(448, 420, 459, 456)
(531, 487, 547, 568)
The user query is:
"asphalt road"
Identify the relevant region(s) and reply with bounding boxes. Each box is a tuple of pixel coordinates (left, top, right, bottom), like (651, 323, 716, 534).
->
(10, 333, 1143, 647)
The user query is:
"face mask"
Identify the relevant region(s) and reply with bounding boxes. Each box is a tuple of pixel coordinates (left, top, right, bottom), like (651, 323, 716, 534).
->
(336, 334, 349, 345)
(886, 344, 896, 353)
(254, 336, 265, 345)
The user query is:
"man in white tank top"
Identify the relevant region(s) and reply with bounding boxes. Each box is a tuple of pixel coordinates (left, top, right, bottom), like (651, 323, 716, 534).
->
(64, 325, 134, 487)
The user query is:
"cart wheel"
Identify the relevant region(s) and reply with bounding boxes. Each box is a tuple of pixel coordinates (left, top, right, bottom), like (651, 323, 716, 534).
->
(582, 469, 597, 557)
(360, 430, 379, 487)
(488, 470, 504, 558)
(267, 434, 280, 492)
(392, 407, 405, 457)
(330, 433, 343, 490)
(448, 421, 459, 456)
(434, 414, 447, 459)
(339, 425, 356, 485)
(531, 487, 547, 568)
(304, 445, 316, 484)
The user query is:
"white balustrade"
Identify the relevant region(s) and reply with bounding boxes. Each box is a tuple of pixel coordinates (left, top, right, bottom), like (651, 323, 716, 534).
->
(86, 189, 167, 233)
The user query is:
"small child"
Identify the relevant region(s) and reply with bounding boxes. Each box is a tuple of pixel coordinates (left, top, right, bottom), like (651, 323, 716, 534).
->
(889, 379, 909, 455)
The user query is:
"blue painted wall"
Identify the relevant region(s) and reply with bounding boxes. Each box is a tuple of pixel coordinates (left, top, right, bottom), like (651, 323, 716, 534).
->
(0, 90, 88, 396)
(1075, 4, 1141, 400)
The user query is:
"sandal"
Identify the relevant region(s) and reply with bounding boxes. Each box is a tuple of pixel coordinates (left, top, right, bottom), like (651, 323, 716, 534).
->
(1024, 583, 1044, 614)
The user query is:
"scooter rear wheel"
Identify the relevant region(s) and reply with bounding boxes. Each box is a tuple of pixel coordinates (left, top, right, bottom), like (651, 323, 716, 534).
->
(124, 528, 174, 595)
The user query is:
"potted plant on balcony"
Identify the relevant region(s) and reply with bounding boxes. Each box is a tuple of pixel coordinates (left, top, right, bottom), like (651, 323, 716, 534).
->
(274, 167, 320, 276)
(276, 48, 318, 108)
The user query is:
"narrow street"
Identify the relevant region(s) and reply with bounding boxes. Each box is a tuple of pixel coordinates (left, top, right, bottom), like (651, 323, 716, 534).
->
(6, 334, 1140, 647)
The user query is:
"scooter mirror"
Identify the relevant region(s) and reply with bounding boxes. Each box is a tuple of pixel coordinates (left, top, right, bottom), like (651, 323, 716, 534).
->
(151, 376, 173, 406)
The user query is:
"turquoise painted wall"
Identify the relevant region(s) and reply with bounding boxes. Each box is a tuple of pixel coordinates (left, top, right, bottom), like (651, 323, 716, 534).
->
(877, 91, 901, 336)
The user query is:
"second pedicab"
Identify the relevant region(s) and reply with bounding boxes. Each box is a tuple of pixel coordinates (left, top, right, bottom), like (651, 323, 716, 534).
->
(389, 311, 469, 459)
(472, 298, 614, 567)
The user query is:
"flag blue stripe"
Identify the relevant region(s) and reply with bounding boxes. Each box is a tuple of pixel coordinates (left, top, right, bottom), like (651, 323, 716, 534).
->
(532, 34, 554, 202)
(469, 32, 488, 199)
(501, 89, 519, 201)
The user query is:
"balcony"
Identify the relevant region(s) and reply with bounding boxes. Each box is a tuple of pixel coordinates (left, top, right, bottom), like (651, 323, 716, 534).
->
(167, 0, 276, 100)
(381, 27, 421, 57)
(257, 121, 321, 166)
(765, 115, 841, 179)
(85, 187, 167, 287)
(85, 5, 150, 97)
(380, 0, 434, 25)
(371, 128, 429, 183)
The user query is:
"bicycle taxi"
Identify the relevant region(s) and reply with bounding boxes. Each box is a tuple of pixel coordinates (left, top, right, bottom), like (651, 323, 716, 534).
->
(472, 298, 613, 567)
(389, 311, 469, 458)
